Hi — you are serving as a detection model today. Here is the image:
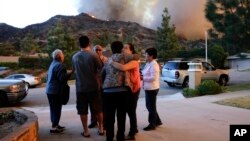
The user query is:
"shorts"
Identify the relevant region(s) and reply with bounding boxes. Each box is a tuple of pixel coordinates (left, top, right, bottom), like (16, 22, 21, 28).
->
(76, 91, 102, 115)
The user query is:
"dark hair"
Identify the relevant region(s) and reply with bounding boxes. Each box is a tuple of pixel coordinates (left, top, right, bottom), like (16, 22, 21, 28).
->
(126, 43, 136, 54)
(111, 41, 123, 53)
(145, 48, 157, 59)
(79, 35, 90, 48)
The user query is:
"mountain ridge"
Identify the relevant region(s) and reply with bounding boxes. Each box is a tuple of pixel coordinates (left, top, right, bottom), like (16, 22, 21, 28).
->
(0, 13, 156, 49)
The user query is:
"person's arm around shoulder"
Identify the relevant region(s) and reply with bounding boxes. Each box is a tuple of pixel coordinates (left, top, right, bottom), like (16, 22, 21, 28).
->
(124, 53, 140, 63)
(111, 60, 138, 71)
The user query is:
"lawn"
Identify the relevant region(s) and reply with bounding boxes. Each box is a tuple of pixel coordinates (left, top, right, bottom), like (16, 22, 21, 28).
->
(225, 83, 250, 92)
(215, 96, 250, 110)
(215, 83, 250, 110)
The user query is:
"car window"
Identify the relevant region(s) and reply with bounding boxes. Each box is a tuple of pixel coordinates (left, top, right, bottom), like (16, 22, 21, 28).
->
(202, 62, 215, 71)
(15, 75, 25, 79)
(163, 62, 178, 69)
(179, 62, 189, 70)
(7, 76, 14, 79)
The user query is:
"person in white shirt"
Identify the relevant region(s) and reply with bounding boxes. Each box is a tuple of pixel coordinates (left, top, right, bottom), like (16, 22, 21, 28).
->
(141, 48, 162, 131)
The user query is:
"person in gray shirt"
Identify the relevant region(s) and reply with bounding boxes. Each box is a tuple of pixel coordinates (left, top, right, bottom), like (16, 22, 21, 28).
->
(72, 35, 104, 137)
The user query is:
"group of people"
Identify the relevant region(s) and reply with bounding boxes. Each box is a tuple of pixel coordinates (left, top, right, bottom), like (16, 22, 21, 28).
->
(45, 35, 162, 141)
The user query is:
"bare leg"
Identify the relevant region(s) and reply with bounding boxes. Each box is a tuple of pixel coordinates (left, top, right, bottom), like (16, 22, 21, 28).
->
(97, 112, 104, 133)
(80, 115, 89, 135)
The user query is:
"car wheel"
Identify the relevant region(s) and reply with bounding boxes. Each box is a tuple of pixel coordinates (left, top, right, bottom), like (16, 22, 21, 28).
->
(0, 93, 8, 107)
(167, 82, 175, 87)
(219, 76, 227, 86)
(182, 77, 189, 88)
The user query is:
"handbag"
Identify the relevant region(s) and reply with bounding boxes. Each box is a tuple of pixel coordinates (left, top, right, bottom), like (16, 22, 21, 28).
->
(60, 84, 70, 105)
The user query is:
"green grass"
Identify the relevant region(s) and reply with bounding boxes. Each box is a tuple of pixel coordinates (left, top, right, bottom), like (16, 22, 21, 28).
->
(224, 83, 250, 92)
(238, 69, 250, 72)
(214, 83, 250, 110)
(215, 96, 250, 110)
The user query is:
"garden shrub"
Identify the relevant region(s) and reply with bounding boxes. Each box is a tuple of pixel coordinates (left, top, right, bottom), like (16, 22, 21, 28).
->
(19, 57, 51, 69)
(0, 62, 18, 69)
(19, 57, 39, 68)
(198, 80, 222, 95)
(182, 88, 200, 97)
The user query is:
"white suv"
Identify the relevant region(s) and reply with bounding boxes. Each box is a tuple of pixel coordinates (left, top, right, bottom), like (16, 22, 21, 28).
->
(161, 60, 229, 87)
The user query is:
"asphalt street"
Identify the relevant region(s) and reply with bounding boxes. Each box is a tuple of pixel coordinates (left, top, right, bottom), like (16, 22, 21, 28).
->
(9, 69, 249, 108)
(11, 80, 181, 108)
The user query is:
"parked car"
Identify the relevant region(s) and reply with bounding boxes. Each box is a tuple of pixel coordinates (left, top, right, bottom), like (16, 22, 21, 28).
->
(5, 74, 42, 88)
(0, 79, 28, 107)
(0, 67, 9, 71)
(161, 60, 230, 87)
(0, 67, 10, 76)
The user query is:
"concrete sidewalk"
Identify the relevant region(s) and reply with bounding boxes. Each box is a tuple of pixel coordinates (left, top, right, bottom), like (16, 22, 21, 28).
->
(24, 90, 250, 141)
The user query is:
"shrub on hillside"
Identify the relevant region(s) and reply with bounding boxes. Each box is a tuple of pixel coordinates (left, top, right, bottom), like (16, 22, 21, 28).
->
(198, 80, 222, 95)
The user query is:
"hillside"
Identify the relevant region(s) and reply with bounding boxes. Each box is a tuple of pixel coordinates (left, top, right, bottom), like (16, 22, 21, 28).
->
(0, 13, 156, 49)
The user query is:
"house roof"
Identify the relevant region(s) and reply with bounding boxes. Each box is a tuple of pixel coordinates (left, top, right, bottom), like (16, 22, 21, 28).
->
(227, 52, 250, 60)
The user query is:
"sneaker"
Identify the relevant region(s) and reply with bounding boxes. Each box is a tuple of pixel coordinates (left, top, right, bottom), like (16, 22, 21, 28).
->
(88, 122, 97, 128)
(143, 125, 155, 131)
(156, 122, 163, 127)
(50, 128, 63, 133)
(128, 129, 138, 137)
(135, 129, 139, 134)
(125, 135, 135, 140)
(57, 125, 65, 130)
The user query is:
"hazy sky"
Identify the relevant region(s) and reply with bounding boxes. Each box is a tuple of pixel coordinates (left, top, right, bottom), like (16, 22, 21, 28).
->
(0, 0, 78, 28)
(0, 0, 211, 39)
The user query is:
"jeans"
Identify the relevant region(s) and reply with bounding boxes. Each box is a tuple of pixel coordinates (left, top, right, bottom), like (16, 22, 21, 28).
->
(145, 89, 162, 127)
(47, 94, 62, 127)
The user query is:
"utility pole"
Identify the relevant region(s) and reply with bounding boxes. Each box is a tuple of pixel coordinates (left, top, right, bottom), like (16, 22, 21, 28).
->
(205, 31, 207, 62)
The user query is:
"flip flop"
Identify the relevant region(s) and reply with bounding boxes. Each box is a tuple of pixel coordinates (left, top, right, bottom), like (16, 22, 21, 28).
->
(98, 130, 105, 136)
(81, 132, 90, 138)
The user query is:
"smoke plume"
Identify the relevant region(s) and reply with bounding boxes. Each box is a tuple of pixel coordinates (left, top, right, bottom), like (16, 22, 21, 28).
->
(77, 0, 212, 40)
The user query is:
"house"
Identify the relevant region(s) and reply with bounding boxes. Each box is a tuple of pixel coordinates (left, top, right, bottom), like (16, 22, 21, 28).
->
(227, 52, 250, 70)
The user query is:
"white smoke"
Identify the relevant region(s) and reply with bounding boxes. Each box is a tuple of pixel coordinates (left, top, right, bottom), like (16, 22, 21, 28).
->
(76, 0, 212, 40)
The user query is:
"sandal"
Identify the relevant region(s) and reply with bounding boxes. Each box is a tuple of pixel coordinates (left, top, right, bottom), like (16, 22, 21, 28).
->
(98, 130, 105, 136)
(50, 128, 63, 134)
(81, 132, 90, 138)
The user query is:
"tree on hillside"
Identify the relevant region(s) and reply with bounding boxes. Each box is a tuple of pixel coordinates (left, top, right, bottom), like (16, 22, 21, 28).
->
(0, 42, 16, 56)
(92, 31, 117, 47)
(20, 33, 39, 56)
(205, 0, 250, 55)
(45, 23, 77, 67)
(156, 8, 181, 61)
